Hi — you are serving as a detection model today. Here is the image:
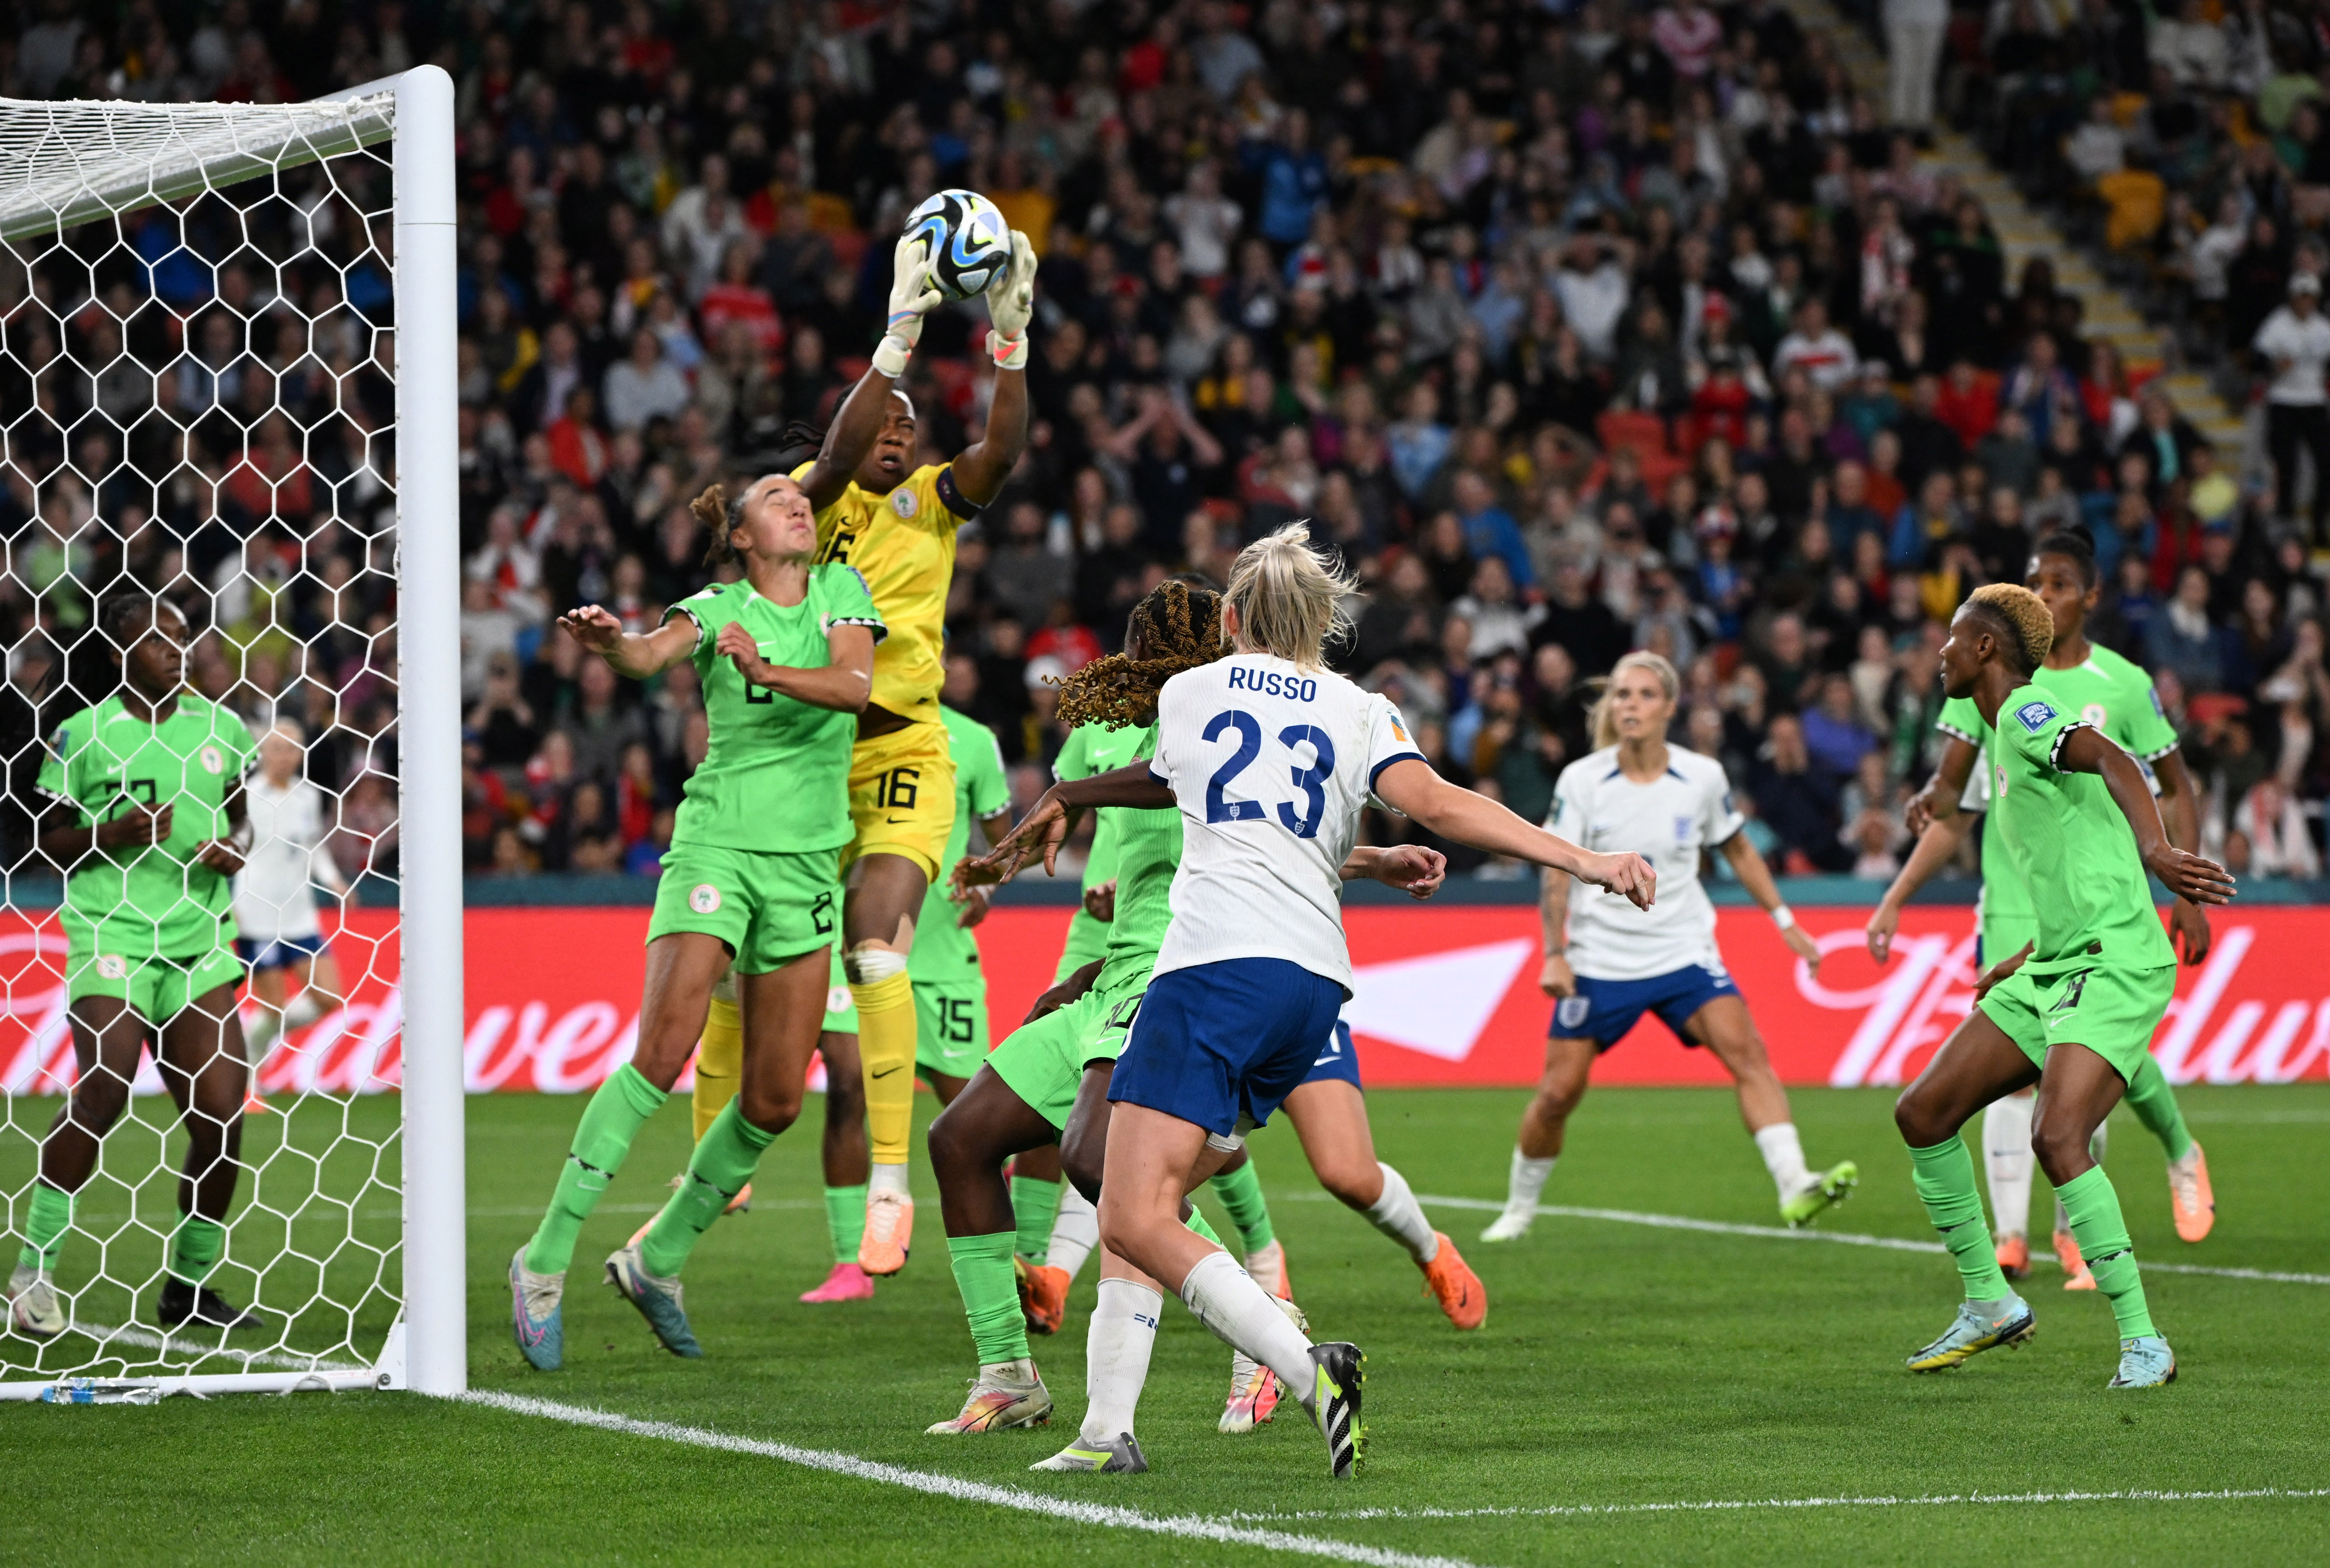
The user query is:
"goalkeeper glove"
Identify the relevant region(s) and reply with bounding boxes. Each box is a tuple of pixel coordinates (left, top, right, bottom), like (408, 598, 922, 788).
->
(985, 229, 1037, 371)
(873, 233, 944, 379)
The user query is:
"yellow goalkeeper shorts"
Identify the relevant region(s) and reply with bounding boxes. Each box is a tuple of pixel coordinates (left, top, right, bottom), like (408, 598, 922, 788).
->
(843, 721, 956, 882)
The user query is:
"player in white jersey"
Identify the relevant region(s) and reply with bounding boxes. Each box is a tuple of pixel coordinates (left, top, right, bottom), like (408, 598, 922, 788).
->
(233, 719, 348, 1055)
(1480, 654, 1859, 1239)
(979, 525, 1655, 1479)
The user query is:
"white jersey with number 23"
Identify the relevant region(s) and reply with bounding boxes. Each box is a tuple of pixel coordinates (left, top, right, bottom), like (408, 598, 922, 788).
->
(1148, 652, 1426, 993)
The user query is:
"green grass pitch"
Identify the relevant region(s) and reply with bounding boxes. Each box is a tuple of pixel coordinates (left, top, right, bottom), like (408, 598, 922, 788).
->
(5, 1083, 2328, 1565)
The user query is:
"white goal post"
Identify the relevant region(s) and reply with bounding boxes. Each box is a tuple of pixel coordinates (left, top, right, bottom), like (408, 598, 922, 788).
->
(0, 68, 462, 1400)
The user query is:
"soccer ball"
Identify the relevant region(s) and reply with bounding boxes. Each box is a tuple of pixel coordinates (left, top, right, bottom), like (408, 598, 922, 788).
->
(901, 188, 1012, 302)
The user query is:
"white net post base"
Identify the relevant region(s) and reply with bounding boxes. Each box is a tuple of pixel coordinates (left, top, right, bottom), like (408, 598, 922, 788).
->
(0, 68, 462, 1402)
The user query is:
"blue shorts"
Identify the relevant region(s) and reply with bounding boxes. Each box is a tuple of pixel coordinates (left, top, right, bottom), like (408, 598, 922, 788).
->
(1551, 962, 1738, 1051)
(1301, 1020, 1362, 1090)
(1108, 958, 1346, 1140)
(235, 934, 328, 971)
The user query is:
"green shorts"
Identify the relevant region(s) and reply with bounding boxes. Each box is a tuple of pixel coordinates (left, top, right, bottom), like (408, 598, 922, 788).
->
(914, 977, 988, 1080)
(1977, 963, 2176, 1083)
(649, 844, 840, 973)
(68, 939, 244, 1022)
(987, 962, 1150, 1130)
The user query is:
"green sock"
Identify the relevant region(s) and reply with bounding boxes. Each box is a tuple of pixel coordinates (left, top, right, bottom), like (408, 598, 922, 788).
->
(2056, 1165, 2157, 1339)
(641, 1099, 775, 1278)
(1010, 1173, 1061, 1263)
(1207, 1159, 1276, 1251)
(524, 1063, 667, 1276)
(1909, 1137, 2012, 1302)
(945, 1231, 1027, 1366)
(825, 1183, 868, 1265)
(2122, 1055, 2193, 1163)
(1184, 1205, 1224, 1248)
(16, 1183, 70, 1274)
(167, 1214, 225, 1285)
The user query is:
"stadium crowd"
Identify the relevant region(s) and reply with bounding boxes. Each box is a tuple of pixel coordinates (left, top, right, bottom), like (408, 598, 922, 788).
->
(3, 0, 2329, 886)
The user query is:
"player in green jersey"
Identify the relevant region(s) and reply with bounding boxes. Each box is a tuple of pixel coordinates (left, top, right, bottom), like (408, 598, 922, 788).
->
(1892, 585, 2235, 1389)
(9, 593, 261, 1339)
(510, 473, 884, 1369)
(1867, 525, 2218, 1286)
(908, 703, 1014, 1095)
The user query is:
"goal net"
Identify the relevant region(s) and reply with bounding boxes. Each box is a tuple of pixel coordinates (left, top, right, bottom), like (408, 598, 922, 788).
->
(0, 70, 463, 1400)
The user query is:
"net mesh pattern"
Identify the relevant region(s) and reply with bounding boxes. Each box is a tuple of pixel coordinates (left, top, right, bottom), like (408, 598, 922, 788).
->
(0, 95, 405, 1387)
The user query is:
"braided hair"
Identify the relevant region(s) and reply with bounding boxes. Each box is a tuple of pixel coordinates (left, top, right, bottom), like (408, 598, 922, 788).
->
(1052, 579, 1229, 730)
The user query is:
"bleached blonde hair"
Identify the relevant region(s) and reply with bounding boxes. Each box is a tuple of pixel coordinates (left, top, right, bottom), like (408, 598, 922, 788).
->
(1223, 521, 1352, 671)
(1587, 650, 1680, 750)
(1967, 581, 2054, 673)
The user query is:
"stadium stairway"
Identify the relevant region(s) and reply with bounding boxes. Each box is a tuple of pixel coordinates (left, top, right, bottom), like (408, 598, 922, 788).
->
(1782, 0, 2250, 459)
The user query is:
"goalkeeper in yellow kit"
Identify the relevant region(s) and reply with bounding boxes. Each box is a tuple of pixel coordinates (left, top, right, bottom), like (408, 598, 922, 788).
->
(783, 218, 1036, 1275)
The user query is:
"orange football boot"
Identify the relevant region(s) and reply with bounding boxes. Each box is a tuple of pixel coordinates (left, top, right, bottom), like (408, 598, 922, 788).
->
(1420, 1232, 1487, 1329)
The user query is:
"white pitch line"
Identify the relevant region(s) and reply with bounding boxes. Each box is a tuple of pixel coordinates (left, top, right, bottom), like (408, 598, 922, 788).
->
(1221, 1485, 2330, 1524)
(1399, 1193, 2330, 1287)
(456, 1390, 1487, 1568)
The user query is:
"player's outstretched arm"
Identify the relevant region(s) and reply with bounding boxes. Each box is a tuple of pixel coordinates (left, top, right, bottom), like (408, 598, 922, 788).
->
(711, 622, 873, 713)
(1340, 844, 1446, 899)
(1373, 758, 1655, 909)
(1538, 861, 1576, 997)
(952, 230, 1036, 505)
(558, 604, 698, 679)
(2057, 727, 2238, 906)
(798, 236, 943, 511)
(1866, 810, 1974, 962)
(1718, 830, 1821, 972)
(969, 762, 1171, 881)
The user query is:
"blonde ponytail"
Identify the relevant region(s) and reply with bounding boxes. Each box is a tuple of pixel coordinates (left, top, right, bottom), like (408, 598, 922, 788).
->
(1223, 521, 1353, 671)
(1587, 650, 1681, 750)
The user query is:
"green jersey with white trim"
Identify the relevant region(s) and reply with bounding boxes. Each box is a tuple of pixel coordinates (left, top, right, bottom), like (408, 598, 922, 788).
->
(1989, 684, 2176, 976)
(910, 706, 1012, 985)
(664, 566, 885, 853)
(38, 692, 257, 959)
(1052, 720, 1144, 978)
(1938, 646, 2178, 960)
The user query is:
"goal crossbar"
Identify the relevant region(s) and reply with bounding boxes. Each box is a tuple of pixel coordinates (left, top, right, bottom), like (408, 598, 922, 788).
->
(0, 88, 398, 245)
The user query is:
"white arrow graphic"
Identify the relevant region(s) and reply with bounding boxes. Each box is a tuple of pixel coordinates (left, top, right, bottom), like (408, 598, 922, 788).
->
(1342, 938, 1539, 1062)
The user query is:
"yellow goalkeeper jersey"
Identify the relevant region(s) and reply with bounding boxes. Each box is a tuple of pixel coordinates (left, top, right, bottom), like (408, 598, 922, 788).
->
(794, 461, 981, 725)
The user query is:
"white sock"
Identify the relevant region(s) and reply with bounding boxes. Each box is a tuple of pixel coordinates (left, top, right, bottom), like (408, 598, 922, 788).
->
(1984, 1093, 2035, 1238)
(1752, 1122, 1812, 1199)
(1080, 1278, 1161, 1444)
(1504, 1147, 1556, 1213)
(1048, 1184, 1099, 1281)
(1178, 1249, 1316, 1406)
(284, 991, 323, 1028)
(1364, 1162, 1439, 1263)
(870, 1163, 910, 1197)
